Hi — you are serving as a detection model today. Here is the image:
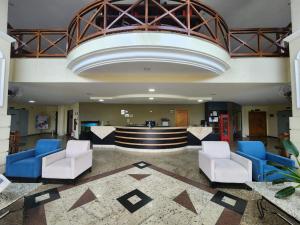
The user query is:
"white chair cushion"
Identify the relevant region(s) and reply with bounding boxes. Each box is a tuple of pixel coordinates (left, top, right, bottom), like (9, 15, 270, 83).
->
(43, 158, 72, 179)
(202, 141, 230, 159)
(66, 140, 90, 158)
(214, 159, 249, 183)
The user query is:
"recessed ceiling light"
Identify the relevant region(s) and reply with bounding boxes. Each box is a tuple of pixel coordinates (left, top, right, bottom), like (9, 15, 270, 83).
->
(148, 88, 155, 92)
(99, 99, 104, 102)
(28, 100, 35, 103)
(198, 99, 203, 102)
(149, 97, 154, 100)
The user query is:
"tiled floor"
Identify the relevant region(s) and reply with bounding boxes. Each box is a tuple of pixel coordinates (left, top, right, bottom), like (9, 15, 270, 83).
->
(1, 135, 291, 225)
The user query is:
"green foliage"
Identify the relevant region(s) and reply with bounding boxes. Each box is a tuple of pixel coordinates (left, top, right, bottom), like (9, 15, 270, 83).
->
(275, 186, 295, 199)
(269, 140, 300, 199)
(282, 140, 299, 158)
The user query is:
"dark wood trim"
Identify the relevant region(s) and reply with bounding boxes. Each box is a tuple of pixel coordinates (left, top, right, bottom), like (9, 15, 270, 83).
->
(8, 0, 291, 58)
(115, 140, 188, 146)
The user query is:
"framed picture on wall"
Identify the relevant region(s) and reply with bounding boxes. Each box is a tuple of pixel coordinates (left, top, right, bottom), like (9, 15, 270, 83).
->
(36, 115, 49, 130)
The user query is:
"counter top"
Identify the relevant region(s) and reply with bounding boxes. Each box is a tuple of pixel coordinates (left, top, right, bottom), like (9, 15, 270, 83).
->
(115, 126, 187, 130)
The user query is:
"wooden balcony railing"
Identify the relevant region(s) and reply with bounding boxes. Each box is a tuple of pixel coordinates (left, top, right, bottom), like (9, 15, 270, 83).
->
(229, 28, 290, 57)
(10, 30, 68, 57)
(9, 0, 291, 58)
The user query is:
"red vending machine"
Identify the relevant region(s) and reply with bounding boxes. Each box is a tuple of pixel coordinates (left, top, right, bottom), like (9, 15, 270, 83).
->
(219, 114, 230, 142)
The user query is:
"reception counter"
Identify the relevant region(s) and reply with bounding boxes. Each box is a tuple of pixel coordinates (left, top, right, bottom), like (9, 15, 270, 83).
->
(115, 126, 188, 149)
(90, 126, 214, 151)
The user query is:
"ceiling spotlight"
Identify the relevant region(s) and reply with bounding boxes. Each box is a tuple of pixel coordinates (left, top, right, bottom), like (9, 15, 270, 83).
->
(148, 88, 155, 92)
(149, 97, 154, 100)
(99, 99, 104, 102)
(198, 99, 203, 102)
(28, 100, 35, 103)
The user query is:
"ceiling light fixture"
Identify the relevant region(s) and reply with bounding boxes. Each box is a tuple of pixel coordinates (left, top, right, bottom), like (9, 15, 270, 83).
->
(149, 97, 154, 100)
(28, 100, 36, 103)
(148, 88, 155, 92)
(99, 99, 104, 102)
(198, 99, 203, 103)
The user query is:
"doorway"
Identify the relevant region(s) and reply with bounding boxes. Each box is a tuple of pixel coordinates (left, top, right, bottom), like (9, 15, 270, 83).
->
(66, 110, 73, 136)
(248, 111, 267, 137)
(277, 110, 292, 136)
(8, 108, 29, 136)
(175, 109, 189, 127)
(55, 111, 58, 135)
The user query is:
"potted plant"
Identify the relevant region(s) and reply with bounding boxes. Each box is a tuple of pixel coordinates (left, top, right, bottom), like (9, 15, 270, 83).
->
(268, 140, 300, 199)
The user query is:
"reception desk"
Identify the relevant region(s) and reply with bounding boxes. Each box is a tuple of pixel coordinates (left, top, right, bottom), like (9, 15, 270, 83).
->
(115, 126, 188, 149)
(90, 126, 214, 151)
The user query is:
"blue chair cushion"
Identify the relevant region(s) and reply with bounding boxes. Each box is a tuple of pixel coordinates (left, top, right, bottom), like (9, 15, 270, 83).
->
(35, 139, 61, 156)
(263, 164, 288, 182)
(237, 141, 266, 160)
(10, 157, 39, 178)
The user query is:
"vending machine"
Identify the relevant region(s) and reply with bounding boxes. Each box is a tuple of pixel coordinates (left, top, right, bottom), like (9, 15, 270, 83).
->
(219, 114, 230, 142)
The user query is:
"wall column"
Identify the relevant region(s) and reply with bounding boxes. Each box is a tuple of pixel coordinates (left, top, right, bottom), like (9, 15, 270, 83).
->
(286, 0, 300, 150)
(57, 105, 66, 136)
(0, 0, 14, 168)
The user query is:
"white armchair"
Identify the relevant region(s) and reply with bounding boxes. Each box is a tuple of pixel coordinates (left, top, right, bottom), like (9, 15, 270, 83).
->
(199, 141, 252, 187)
(42, 140, 92, 180)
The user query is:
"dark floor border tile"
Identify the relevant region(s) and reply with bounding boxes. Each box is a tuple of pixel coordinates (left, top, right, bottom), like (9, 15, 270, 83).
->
(117, 189, 153, 213)
(215, 208, 242, 225)
(211, 191, 247, 215)
(24, 188, 60, 209)
(149, 164, 217, 194)
(132, 161, 152, 169)
(57, 164, 135, 192)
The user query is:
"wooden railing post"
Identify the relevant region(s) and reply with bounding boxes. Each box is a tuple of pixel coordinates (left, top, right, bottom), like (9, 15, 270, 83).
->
(258, 30, 261, 57)
(145, 0, 148, 31)
(76, 15, 80, 46)
(187, 0, 190, 35)
(104, 1, 107, 34)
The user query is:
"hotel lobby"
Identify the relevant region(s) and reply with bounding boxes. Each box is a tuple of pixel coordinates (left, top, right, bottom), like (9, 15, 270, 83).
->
(1, 0, 300, 224)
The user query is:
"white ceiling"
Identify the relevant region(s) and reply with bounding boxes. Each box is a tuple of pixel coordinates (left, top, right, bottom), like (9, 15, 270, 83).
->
(8, 0, 291, 29)
(9, 82, 290, 106)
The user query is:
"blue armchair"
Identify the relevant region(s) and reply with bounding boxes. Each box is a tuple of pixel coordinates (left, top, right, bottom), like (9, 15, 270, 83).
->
(236, 141, 295, 181)
(5, 139, 62, 179)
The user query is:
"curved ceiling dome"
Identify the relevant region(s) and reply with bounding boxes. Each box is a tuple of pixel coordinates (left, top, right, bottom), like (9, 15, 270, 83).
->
(67, 32, 230, 76)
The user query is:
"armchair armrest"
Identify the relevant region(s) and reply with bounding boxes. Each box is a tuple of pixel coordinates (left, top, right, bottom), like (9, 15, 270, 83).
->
(6, 149, 35, 164)
(231, 152, 252, 181)
(35, 148, 63, 164)
(42, 150, 66, 168)
(70, 150, 93, 179)
(198, 151, 215, 181)
(266, 152, 295, 168)
(236, 151, 264, 181)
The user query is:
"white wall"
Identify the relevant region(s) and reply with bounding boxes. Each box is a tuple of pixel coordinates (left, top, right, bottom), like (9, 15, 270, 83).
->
(242, 104, 291, 138)
(0, 0, 13, 167)
(79, 103, 205, 127)
(0, 0, 8, 34)
(10, 57, 290, 84)
(288, 0, 300, 150)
